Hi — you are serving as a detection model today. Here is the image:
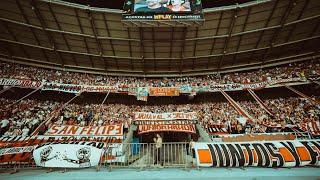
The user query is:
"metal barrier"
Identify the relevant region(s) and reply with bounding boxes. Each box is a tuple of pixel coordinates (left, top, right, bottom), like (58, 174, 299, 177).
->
(0, 142, 193, 172)
(99, 142, 190, 170)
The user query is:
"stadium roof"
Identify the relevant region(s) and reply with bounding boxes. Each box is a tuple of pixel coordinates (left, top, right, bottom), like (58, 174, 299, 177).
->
(0, 0, 319, 77)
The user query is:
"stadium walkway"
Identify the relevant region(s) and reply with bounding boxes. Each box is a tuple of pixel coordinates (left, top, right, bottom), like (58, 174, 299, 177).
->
(1, 167, 319, 180)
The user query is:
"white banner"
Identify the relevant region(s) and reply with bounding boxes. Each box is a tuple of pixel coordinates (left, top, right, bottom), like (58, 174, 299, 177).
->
(33, 143, 103, 168)
(45, 125, 123, 136)
(194, 140, 320, 168)
(0, 78, 42, 88)
(134, 112, 197, 121)
(0, 146, 34, 156)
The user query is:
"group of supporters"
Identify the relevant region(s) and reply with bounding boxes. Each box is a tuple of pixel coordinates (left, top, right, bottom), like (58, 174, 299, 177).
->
(0, 60, 319, 137)
(18, 96, 319, 136)
(0, 98, 61, 137)
(0, 60, 319, 87)
(0, 94, 319, 137)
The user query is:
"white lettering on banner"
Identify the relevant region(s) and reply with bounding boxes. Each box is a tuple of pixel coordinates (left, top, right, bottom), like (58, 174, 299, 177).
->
(138, 124, 196, 134)
(194, 140, 320, 168)
(0, 77, 307, 95)
(33, 144, 102, 168)
(207, 77, 306, 92)
(134, 112, 197, 121)
(81, 85, 118, 92)
(134, 120, 197, 125)
(0, 78, 42, 88)
(0, 135, 123, 143)
(45, 125, 123, 136)
(0, 146, 34, 156)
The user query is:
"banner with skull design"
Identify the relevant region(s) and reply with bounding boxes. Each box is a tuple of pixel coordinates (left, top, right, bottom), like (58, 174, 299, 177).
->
(33, 143, 103, 168)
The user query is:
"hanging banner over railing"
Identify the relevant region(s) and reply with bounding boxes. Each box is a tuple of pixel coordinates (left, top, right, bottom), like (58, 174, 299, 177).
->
(42, 82, 82, 94)
(0, 146, 34, 156)
(0, 78, 42, 88)
(206, 124, 229, 135)
(134, 112, 197, 121)
(0, 135, 122, 163)
(0, 77, 308, 96)
(33, 143, 103, 168)
(148, 87, 180, 96)
(82, 85, 118, 93)
(138, 124, 196, 134)
(136, 87, 149, 101)
(194, 140, 320, 167)
(134, 120, 197, 125)
(45, 125, 123, 136)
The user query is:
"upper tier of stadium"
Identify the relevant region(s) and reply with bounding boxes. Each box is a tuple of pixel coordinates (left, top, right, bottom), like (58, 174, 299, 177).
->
(0, 0, 319, 76)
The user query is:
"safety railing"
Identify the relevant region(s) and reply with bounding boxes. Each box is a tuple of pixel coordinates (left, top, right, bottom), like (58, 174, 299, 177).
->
(0, 142, 194, 172)
(99, 142, 191, 170)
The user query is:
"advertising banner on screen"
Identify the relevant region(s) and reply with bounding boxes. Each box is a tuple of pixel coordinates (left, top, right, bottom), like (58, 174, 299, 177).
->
(134, 112, 197, 120)
(138, 124, 196, 134)
(33, 143, 103, 168)
(123, 0, 203, 21)
(45, 125, 123, 136)
(194, 140, 320, 168)
(148, 87, 180, 96)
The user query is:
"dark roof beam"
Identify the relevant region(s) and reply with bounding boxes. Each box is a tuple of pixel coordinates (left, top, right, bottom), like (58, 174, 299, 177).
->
(75, 8, 93, 68)
(261, 0, 296, 64)
(152, 28, 157, 71)
(192, 27, 199, 69)
(87, 10, 110, 70)
(126, 28, 134, 71)
(15, 0, 49, 62)
(48, 4, 78, 66)
(0, 20, 30, 59)
(169, 27, 174, 71)
(249, 0, 279, 63)
(30, 0, 64, 66)
(180, 27, 187, 73)
(208, 11, 223, 69)
(102, 13, 116, 57)
(284, 0, 309, 43)
(232, 6, 251, 66)
(139, 28, 145, 73)
(218, 8, 238, 69)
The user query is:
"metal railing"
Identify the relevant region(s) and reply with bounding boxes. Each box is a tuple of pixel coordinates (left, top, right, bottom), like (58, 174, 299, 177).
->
(99, 142, 190, 170)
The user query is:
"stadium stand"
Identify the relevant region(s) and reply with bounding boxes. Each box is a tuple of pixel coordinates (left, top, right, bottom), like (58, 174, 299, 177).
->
(0, 0, 319, 179)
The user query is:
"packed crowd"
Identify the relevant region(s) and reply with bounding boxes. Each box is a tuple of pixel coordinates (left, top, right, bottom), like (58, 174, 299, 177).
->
(0, 94, 319, 136)
(0, 60, 319, 87)
(0, 98, 61, 136)
(48, 96, 319, 135)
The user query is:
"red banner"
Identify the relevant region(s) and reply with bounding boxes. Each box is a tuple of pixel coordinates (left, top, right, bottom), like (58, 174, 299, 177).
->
(45, 125, 123, 136)
(0, 135, 122, 163)
(148, 87, 180, 96)
(138, 124, 196, 134)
